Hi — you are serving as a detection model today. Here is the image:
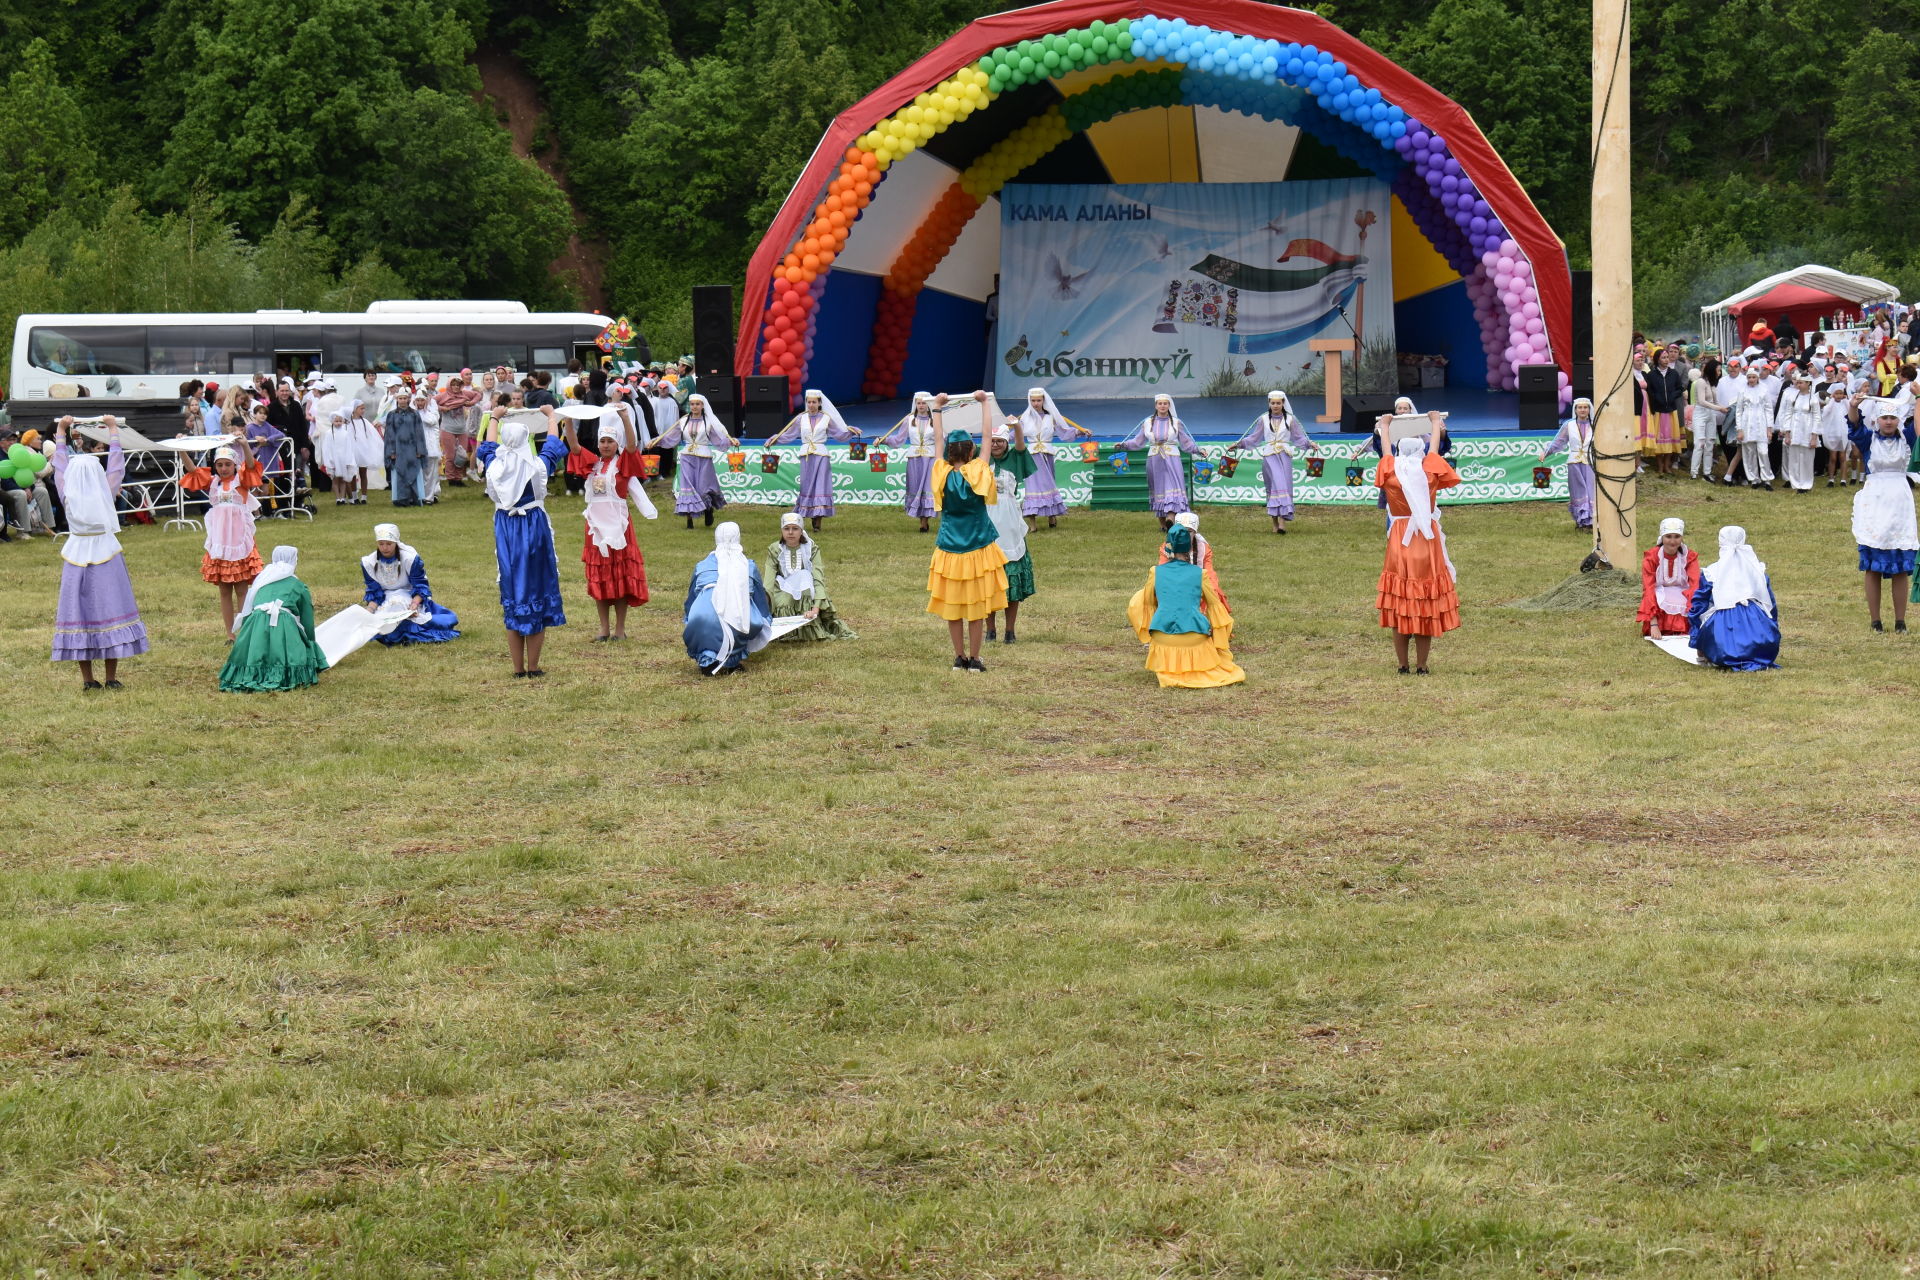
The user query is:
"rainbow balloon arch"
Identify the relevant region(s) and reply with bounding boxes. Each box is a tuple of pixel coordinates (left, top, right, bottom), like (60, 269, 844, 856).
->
(737, 0, 1571, 411)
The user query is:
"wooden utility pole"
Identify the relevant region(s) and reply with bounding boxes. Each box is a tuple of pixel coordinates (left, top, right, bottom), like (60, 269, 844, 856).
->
(1591, 0, 1635, 566)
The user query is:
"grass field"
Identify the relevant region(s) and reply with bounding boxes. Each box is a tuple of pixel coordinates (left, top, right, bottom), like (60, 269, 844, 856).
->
(5, 473, 1920, 1278)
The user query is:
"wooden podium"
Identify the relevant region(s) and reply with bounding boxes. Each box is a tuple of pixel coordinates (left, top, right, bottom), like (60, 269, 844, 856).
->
(1308, 338, 1356, 423)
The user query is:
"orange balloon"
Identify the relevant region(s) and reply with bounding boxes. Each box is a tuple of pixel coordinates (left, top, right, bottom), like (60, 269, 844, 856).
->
(799, 268, 817, 284)
(845, 146, 863, 163)
(818, 249, 836, 267)
(785, 266, 805, 284)
(859, 150, 878, 169)
(854, 181, 872, 198)
(824, 195, 843, 213)
(828, 211, 848, 228)
(803, 254, 821, 271)
(801, 237, 819, 256)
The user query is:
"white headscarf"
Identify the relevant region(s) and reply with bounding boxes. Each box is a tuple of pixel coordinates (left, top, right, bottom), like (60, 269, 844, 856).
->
(1704, 526, 1772, 618)
(912, 391, 933, 418)
(1394, 396, 1416, 415)
(772, 512, 815, 598)
(1021, 386, 1069, 439)
(1139, 394, 1182, 438)
(365, 522, 420, 577)
(800, 389, 851, 436)
(1265, 390, 1298, 429)
(235, 545, 300, 631)
(484, 421, 543, 510)
(708, 521, 754, 663)
(1394, 435, 1439, 545)
(57, 448, 123, 567)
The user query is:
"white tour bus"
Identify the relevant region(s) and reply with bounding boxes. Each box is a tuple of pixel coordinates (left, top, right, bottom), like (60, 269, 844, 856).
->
(7, 301, 634, 409)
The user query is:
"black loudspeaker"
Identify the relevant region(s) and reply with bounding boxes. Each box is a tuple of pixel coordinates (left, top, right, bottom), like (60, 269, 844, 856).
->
(1340, 394, 1398, 433)
(742, 375, 790, 437)
(691, 286, 734, 377)
(1571, 359, 1594, 401)
(1518, 363, 1559, 431)
(1570, 269, 1593, 366)
(701, 375, 740, 431)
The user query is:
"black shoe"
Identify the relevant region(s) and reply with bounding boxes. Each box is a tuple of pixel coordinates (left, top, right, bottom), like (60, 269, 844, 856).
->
(1414, 667, 1431, 676)
(1397, 665, 1410, 675)
(512, 670, 529, 678)
(952, 656, 969, 671)
(1274, 526, 1288, 534)
(1872, 620, 1884, 632)
(1722, 477, 1736, 486)
(1899, 621, 1910, 634)
(526, 669, 545, 678)
(1828, 479, 1836, 487)
(704, 510, 714, 527)
(1762, 482, 1775, 491)
(685, 516, 694, 529)
(104, 679, 124, 689)
(985, 624, 996, 641)
(82, 680, 102, 690)
(967, 657, 986, 672)
(1003, 631, 1016, 645)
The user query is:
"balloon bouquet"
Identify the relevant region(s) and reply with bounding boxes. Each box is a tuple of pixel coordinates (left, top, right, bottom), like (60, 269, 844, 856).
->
(0, 441, 50, 488)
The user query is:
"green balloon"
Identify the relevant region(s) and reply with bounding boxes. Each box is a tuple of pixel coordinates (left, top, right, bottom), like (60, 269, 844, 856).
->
(1042, 49, 1060, 68)
(1092, 35, 1109, 56)
(5, 443, 28, 467)
(1018, 55, 1035, 74)
(1068, 41, 1085, 61)
(0, 461, 14, 481)
(27, 450, 47, 471)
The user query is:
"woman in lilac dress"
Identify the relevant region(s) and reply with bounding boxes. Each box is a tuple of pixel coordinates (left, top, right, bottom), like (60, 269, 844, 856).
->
(1117, 393, 1199, 525)
(1017, 386, 1092, 529)
(1228, 389, 1316, 534)
(877, 391, 943, 532)
(767, 389, 862, 531)
(656, 393, 734, 530)
(1537, 396, 1596, 530)
(50, 415, 150, 690)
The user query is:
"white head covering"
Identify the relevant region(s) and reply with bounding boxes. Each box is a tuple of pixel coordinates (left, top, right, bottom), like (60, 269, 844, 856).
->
(800, 389, 851, 435)
(1394, 396, 1416, 415)
(1141, 393, 1182, 435)
(1571, 397, 1594, 420)
(374, 521, 401, 543)
(58, 448, 123, 566)
(235, 545, 300, 632)
(1394, 435, 1438, 545)
(1705, 526, 1771, 618)
(912, 391, 934, 417)
(484, 421, 543, 510)
(1021, 386, 1068, 435)
(213, 446, 239, 465)
(1265, 389, 1299, 430)
(708, 521, 754, 664)
(773, 514, 814, 598)
(1173, 510, 1199, 531)
(1659, 517, 1685, 538)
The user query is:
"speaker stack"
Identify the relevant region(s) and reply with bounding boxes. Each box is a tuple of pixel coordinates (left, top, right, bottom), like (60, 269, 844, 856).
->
(1340, 393, 1398, 432)
(1517, 363, 1560, 431)
(1570, 269, 1594, 399)
(690, 285, 739, 428)
(741, 375, 790, 438)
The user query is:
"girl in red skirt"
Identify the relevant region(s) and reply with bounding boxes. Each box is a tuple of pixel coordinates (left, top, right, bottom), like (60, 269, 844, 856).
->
(1637, 517, 1699, 636)
(1376, 431, 1461, 674)
(562, 414, 656, 641)
(182, 445, 265, 634)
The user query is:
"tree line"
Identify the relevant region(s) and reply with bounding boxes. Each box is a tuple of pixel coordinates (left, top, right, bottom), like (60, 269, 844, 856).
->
(0, 0, 1911, 360)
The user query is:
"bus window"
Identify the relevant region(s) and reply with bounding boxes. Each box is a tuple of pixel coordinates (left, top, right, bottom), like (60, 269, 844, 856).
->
(532, 347, 568, 374)
(467, 333, 529, 374)
(29, 325, 145, 377)
(322, 326, 362, 373)
(363, 325, 461, 375)
(147, 326, 258, 375)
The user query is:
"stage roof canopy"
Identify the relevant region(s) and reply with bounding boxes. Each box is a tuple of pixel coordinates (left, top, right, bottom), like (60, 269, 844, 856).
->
(738, 0, 1570, 404)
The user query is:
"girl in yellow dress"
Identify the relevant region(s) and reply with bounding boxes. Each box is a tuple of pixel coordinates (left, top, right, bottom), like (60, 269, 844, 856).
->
(1127, 524, 1244, 688)
(926, 391, 1008, 672)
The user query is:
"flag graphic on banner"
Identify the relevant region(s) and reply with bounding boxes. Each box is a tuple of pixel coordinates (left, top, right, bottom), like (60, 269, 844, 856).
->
(1153, 237, 1367, 355)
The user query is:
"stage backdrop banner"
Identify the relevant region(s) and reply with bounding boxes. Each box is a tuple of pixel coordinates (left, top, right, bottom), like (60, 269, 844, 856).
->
(710, 437, 1562, 508)
(993, 179, 1393, 401)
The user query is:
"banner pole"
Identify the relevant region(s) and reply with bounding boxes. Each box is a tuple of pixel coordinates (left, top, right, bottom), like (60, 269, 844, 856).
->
(1591, 0, 1636, 566)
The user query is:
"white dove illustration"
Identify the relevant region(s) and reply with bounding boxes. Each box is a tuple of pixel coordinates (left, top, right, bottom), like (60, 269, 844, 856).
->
(1150, 233, 1172, 261)
(1046, 251, 1092, 299)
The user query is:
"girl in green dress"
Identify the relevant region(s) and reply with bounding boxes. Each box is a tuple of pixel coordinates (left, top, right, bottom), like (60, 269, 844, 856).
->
(762, 512, 857, 643)
(220, 545, 330, 692)
(926, 391, 1008, 672)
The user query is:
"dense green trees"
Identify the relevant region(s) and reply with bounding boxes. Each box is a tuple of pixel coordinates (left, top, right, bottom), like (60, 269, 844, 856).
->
(0, 0, 1910, 360)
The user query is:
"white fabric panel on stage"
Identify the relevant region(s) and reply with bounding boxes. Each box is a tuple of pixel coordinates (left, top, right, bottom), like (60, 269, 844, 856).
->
(826, 149, 960, 279)
(1194, 108, 1298, 183)
(925, 196, 1001, 303)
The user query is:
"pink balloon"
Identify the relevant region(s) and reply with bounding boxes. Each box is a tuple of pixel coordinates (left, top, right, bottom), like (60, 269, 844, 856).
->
(1522, 301, 1540, 319)
(1512, 259, 1532, 278)
(1524, 317, 1545, 336)
(1500, 239, 1518, 256)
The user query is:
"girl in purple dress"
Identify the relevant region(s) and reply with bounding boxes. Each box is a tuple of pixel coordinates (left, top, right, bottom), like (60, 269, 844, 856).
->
(1538, 397, 1596, 530)
(656, 394, 735, 530)
(767, 389, 862, 531)
(877, 391, 943, 532)
(1227, 390, 1317, 534)
(51, 416, 150, 690)
(1017, 387, 1092, 529)
(1117, 393, 1199, 526)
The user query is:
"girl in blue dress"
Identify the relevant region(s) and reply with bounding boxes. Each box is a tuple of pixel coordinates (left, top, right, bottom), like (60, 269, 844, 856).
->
(682, 521, 773, 676)
(1686, 526, 1780, 670)
(476, 411, 568, 677)
(361, 521, 461, 645)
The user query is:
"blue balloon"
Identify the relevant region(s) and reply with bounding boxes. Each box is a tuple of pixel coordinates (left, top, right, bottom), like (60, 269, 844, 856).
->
(1331, 60, 1347, 78)
(1285, 57, 1302, 77)
(1302, 44, 1319, 59)
(1391, 120, 1407, 137)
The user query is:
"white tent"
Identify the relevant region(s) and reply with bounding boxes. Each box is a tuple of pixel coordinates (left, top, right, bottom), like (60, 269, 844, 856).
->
(1702, 264, 1900, 357)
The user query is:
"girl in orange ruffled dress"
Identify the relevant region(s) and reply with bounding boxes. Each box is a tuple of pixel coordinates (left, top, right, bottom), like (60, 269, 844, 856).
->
(183, 445, 265, 634)
(1375, 429, 1461, 674)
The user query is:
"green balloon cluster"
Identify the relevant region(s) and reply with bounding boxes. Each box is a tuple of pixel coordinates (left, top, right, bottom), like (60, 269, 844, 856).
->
(978, 20, 1135, 93)
(1060, 67, 1184, 133)
(0, 442, 48, 485)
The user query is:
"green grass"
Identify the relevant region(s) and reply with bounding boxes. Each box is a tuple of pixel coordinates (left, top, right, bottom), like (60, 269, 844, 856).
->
(5, 473, 1920, 1277)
